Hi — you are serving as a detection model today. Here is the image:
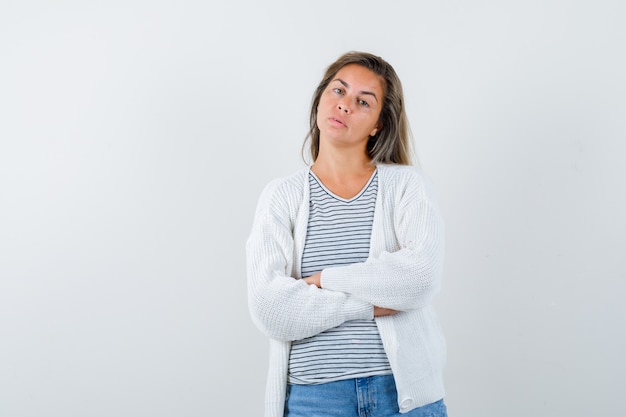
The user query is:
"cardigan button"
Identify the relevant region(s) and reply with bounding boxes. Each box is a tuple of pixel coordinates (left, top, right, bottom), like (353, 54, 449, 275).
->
(400, 398, 414, 410)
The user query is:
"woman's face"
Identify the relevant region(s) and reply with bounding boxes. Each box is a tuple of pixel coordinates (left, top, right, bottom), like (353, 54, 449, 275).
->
(316, 64, 384, 153)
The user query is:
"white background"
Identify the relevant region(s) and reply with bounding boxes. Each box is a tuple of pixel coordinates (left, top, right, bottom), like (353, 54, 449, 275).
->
(1, 1, 625, 416)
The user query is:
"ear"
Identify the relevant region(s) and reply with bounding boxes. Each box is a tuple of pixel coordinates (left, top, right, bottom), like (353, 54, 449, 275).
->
(370, 122, 382, 137)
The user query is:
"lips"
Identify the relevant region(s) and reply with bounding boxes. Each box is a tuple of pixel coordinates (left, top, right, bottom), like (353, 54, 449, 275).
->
(329, 116, 346, 127)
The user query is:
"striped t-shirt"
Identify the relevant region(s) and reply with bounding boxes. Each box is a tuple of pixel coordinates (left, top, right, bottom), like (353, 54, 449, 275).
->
(288, 169, 392, 384)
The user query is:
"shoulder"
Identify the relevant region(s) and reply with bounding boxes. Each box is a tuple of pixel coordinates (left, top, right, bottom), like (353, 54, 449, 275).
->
(259, 167, 308, 201)
(377, 164, 439, 202)
(253, 167, 309, 220)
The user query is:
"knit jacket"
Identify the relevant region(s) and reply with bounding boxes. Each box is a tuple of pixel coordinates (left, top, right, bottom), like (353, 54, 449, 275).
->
(246, 164, 446, 416)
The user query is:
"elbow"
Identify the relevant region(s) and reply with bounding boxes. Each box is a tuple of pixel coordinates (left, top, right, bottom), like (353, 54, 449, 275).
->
(249, 297, 282, 340)
(250, 315, 292, 342)
(249, 310, 288, 341)
(402, 263, 443, 310)
(406, 242, 444, 308)
(248, 296, 299, 342)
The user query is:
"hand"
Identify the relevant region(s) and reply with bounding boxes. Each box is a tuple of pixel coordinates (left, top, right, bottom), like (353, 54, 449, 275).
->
(303, 273, 322, 288)
(374, 306, 398, 317)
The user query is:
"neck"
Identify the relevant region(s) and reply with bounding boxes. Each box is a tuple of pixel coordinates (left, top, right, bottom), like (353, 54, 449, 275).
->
(312, 147, 374, 179)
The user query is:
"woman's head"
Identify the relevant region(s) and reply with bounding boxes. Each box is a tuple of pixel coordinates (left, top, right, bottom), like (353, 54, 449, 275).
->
(305, 51, 413, 165)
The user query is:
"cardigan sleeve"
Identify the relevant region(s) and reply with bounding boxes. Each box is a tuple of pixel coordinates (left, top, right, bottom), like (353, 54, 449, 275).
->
(246, 179, 374, 342)
(320, 169, 445, 311)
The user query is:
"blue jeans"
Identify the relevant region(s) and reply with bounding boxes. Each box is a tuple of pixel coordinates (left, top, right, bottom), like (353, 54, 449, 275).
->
(285, 374, 447, 417)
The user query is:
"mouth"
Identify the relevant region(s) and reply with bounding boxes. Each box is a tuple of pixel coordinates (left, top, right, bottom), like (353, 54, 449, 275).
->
(329, 117, 346, 127)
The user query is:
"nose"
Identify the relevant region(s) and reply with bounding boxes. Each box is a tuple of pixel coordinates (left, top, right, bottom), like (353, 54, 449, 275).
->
(338, 102, 349, 113)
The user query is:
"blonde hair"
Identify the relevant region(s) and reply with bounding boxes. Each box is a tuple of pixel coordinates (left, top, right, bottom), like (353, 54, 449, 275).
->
(304, 51, 414, 165)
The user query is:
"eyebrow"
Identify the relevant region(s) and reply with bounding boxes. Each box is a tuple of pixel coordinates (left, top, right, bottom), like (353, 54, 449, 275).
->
(333, 78, 379, 103)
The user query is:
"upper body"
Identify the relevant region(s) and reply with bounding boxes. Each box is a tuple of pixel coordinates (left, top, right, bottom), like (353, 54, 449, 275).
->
(246, 164, 446, 416)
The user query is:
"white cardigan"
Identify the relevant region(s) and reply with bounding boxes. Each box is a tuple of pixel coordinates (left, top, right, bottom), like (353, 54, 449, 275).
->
(246, 164, 446, 416)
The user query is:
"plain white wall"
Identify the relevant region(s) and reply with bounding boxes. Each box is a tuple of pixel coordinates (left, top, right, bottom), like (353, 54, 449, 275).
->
(1, 1, 624, 416)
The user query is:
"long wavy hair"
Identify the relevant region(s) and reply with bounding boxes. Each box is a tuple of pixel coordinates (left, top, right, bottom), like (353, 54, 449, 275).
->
(303, 51, 414, 165)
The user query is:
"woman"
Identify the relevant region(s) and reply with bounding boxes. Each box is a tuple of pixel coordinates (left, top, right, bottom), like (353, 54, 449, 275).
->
(246, 51, 447, 417)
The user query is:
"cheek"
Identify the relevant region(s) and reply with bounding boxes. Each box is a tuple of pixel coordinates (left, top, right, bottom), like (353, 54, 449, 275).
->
(362, 113, 380, 129)
(315, 110, 325, 129)
(318, 94, 333, 109)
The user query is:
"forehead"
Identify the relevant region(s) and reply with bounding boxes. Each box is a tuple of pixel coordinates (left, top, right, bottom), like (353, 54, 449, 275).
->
(333, 64, 384, 94)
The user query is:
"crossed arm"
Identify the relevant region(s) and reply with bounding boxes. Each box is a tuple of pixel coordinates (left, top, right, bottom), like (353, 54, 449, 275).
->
(303, 273, 398, 317)
(246, 175, 444, 342)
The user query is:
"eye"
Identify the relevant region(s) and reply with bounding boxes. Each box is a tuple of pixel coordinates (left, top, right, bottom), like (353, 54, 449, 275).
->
(333, 87, 343, 95)
(358, 98, 369, 107)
